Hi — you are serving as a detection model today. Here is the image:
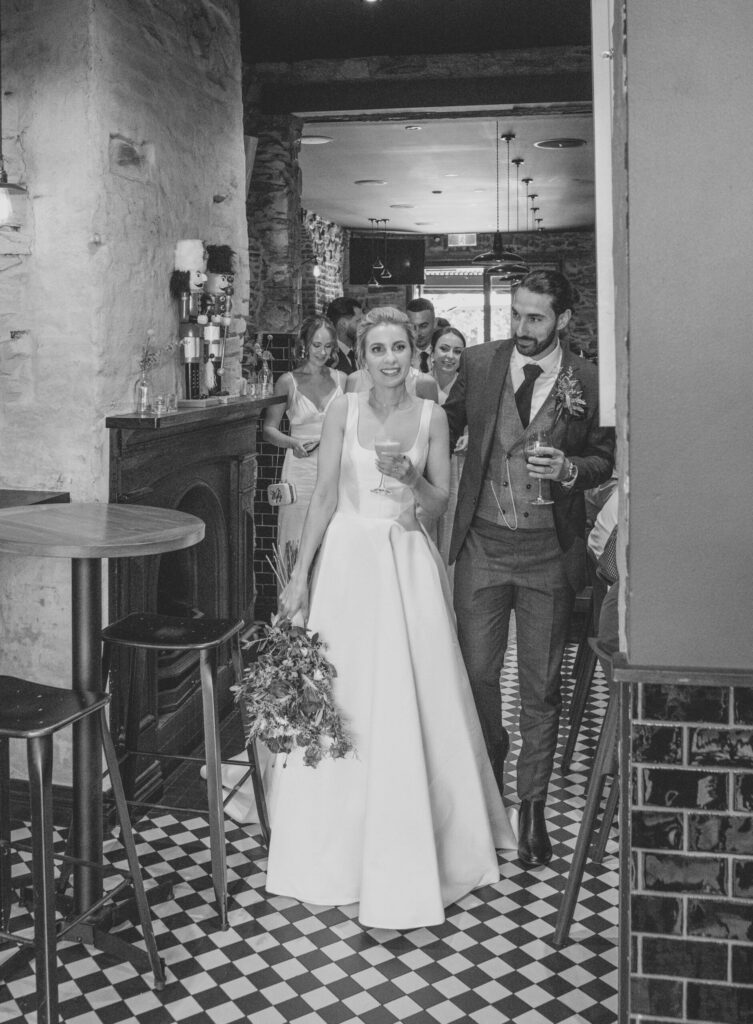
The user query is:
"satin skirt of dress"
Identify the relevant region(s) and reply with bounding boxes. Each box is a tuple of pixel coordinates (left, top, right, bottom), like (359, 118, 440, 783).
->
(263, 511, 517, 930)
(276, 444, 319, 565)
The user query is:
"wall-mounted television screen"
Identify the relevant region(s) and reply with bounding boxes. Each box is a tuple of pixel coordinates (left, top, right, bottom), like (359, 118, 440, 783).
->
(349, 236, 426, 285)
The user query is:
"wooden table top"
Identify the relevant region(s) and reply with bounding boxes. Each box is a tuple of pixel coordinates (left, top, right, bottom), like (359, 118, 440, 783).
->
(0, 502, 205, 559)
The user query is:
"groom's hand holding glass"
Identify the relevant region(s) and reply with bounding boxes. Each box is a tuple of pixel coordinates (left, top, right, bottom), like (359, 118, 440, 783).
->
(525, 435, 571, 488)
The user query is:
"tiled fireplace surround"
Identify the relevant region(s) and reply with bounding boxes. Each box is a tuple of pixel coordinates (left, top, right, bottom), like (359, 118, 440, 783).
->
(616, 661, 753, 1024)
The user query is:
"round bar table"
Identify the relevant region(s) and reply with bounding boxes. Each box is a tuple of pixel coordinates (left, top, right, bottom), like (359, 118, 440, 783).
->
(0, 502, 205, 914)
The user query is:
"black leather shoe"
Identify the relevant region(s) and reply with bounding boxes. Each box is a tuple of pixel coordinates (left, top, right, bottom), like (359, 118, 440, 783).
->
(518, 798, 552, 868)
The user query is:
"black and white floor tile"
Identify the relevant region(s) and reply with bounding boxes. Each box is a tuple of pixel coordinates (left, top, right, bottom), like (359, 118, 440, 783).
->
(1, 637, 618, 1024)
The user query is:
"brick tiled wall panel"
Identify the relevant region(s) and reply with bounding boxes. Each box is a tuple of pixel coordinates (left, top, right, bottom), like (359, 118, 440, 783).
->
(241, 333, 296, 621)
(629, 674, 753, 1024)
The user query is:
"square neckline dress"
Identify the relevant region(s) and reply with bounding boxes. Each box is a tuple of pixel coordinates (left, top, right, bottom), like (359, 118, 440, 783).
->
(264, 393, 516, 930)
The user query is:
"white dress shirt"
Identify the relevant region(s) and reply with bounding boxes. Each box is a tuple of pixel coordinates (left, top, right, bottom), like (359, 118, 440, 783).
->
(509, 341, 563, 423)
(588, 490, 618, 560)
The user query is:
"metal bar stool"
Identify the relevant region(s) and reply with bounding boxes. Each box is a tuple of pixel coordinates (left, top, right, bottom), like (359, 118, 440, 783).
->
(0, 675, 165, 1024)
(100, 612, 270, 930)
(568, 584, 593, 687)
(561, 572, 608, 773)
(553, 639, 618, 947)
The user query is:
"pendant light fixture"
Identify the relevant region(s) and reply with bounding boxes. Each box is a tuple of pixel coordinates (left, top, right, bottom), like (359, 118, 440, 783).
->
(512, 157, 524, 231)
(0, 5, 26, 225)
(521, 178, 533, 230)
(367, 218, 381, 286)
(379, 219, 392, 281)
(473, 124, 528, 279)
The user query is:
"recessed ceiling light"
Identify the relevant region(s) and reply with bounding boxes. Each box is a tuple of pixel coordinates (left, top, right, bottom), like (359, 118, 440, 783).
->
(300, 135, 333, 145)
(390, 203, 414, 209)
(472, 188, 485, 193)
(354, 179, 387, 185)
(533, 138, 587, 149)
(444, 173, 459, 178)
(404, 125, 422, 131)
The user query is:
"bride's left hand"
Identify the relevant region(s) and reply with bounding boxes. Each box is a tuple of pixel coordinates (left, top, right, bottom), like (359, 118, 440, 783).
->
(279, 575, 309, 623)
(377, 452, 419, 487)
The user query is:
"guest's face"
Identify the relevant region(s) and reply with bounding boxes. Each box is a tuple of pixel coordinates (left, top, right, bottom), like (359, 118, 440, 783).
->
(511, 286, 570, 360)
(432, 332, 465, 375)
(306, 327, 335, 367)
(407, 310, 435, 350)
(363, 324, 412, 385)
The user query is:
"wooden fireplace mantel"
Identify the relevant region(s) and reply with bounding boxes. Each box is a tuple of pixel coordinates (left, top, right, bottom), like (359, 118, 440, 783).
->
(105, 394, 284, 433)
(104, 393, 286, 792)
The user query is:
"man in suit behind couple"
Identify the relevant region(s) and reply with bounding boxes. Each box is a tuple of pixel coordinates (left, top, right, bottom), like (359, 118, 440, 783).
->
(444, 269, 615, 869)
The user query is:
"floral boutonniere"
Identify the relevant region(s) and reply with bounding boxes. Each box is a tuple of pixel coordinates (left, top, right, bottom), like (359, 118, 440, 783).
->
(553, 366, 586, 424)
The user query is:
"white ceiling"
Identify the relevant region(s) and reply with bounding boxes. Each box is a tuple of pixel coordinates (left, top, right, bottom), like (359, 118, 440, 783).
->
(298, 111, 595, 236)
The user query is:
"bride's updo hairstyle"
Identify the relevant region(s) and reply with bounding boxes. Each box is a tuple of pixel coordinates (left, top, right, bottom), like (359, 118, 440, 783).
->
(295, 315, 337, 365)
(355, 306, 417, 368)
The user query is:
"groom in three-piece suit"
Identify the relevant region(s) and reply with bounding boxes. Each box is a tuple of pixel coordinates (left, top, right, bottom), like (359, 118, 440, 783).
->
(443, 269, 615, 868)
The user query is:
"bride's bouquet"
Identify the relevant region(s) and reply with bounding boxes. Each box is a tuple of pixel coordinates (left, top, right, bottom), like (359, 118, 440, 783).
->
(233, 544, 355, 768)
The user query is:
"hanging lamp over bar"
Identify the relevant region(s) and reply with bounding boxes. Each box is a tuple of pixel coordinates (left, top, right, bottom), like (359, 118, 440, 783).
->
(473, 126, 528, 278)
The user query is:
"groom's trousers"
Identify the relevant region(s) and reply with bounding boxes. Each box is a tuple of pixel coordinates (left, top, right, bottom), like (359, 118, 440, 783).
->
(453, 518, 575, 802)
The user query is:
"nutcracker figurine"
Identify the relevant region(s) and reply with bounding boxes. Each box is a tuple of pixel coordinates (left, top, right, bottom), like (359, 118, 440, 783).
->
(169, 239, 207, 322)
(200, 244, 235, 395)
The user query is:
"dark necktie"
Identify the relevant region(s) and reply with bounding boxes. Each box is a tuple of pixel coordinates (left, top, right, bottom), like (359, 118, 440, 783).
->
(419, 350, 430, 374)
(347, 350, 357, 373)
(515, 363, 543, 427)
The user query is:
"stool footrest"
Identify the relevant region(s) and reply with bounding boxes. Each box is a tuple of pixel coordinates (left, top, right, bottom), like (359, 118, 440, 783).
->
(66, 921, 166, 989)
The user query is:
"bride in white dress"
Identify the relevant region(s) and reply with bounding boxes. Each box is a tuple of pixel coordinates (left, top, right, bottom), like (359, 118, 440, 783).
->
(268, 306, 516, 930)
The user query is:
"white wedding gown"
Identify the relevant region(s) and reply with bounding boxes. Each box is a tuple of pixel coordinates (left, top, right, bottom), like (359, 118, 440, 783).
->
(263, 393, 516, 930)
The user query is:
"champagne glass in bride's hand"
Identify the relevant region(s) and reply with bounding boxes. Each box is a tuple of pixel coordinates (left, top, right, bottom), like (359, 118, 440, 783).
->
(525, 429, 555, 506)
(372, 438, 402, 494)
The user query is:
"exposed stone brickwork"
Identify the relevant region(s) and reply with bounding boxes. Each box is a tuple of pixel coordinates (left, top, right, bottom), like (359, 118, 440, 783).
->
(249, 46, 592, 86)
(246, 114, 302, 333)
(423, 230, 597, 356)
(301, 210, 346, 317)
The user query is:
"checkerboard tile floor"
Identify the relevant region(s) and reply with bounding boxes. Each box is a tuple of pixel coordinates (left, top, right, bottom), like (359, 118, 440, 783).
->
(1, 637, 618, 1024)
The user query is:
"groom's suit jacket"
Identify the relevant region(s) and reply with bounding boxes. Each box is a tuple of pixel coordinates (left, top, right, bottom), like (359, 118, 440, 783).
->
(443, 339, 616, 592)
(334, 346, 356, 375)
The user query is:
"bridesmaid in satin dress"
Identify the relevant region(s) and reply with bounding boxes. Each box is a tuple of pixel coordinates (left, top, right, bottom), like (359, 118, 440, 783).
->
(430, 326, 469, 580)
(263, 316, 347, 569)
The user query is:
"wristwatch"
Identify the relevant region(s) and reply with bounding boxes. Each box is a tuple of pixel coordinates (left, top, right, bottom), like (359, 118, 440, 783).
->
(562, 459, 578, 486)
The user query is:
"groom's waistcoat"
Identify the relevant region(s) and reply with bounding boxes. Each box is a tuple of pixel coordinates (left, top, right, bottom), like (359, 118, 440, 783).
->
(476, 372, 557, 530)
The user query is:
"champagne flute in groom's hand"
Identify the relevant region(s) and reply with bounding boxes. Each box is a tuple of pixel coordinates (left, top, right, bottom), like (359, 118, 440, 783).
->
(525, 429, 555, 506)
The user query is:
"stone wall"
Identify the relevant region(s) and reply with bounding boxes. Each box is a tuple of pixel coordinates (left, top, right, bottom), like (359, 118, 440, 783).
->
(423, 229, 597, 355)
(301, 210, 346, 317)
(246, 115, 302, 333)
(345, 228, 597, 354)
(0, 0, 248, 774)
